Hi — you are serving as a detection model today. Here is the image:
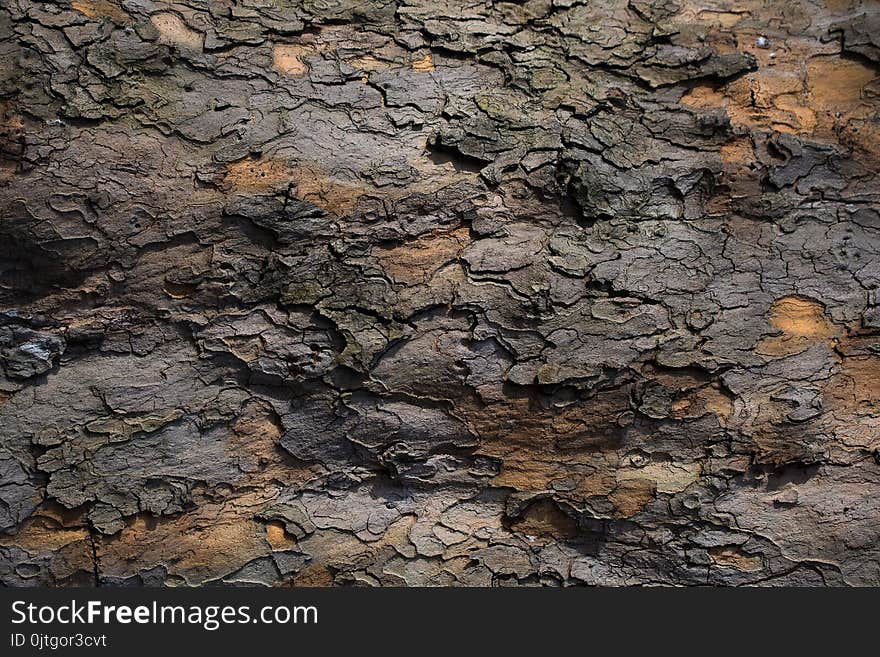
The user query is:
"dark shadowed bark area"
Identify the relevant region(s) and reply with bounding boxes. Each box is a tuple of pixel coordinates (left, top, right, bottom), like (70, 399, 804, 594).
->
(1, 0, 879, 587)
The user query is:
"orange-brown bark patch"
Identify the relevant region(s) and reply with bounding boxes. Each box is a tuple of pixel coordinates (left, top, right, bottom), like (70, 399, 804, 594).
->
(273, 44, 314, 76)
(757, 296, 837, 357)
(825, 357, 880, 413)
(265, 521, 295, 550)
(411, 53, 435, 72)
(510, 499, 578, 539)
(0, 515, 89, 553)
(223, 158, 292, 192)
(709, 546, 763, 571)
(151, 12, 204, 51)
(71, 0, 128, 22)
(291, 564, 335, 587)
(374, 227, 469, 284)
(609, 479, 656, 518)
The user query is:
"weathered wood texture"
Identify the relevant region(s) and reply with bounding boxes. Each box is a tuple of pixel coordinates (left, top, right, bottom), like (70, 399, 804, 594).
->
(1, 0, 879, 586)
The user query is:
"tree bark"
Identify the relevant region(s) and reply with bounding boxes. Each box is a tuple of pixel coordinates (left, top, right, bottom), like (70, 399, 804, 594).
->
(1, 0, 879, 586)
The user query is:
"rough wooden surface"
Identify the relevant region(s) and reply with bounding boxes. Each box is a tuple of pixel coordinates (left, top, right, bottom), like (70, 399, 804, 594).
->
(1, 0, 879, 586)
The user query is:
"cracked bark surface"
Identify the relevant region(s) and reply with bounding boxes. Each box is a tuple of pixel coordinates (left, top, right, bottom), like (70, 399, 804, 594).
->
(1, 0, 879, 587)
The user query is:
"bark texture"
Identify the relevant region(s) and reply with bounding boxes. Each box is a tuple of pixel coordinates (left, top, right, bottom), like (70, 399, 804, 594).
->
(1, 0, 879, 586)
